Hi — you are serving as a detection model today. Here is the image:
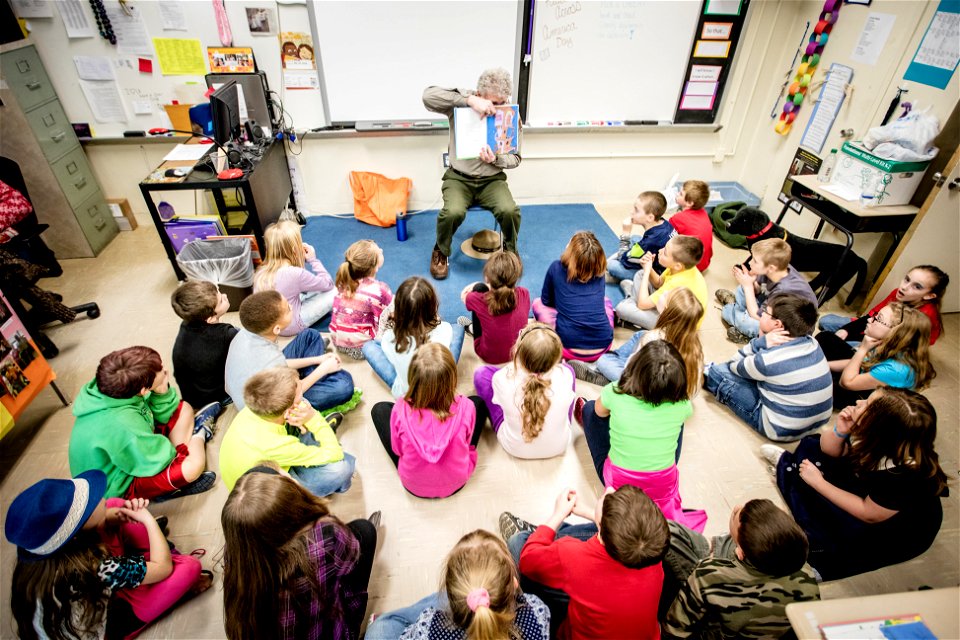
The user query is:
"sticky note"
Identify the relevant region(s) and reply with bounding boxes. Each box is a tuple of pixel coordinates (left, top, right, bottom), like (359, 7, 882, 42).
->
(139, 58, 153, 74)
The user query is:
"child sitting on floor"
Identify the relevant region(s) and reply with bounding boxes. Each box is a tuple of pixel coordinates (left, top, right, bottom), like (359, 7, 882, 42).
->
(224, 290, 357, 413)
(329, 239, 392, 360)
(69, 346, 219, 500)
(253, 220, 336, 336)
(370, 343, 488, 499)
(716, 238, 818, 344)
(607, 190, 675, 282)
(573, 287, 703, 395)
(615, 235, 707, 330)
(667, 179, 713, 271)
(218, 366, 354, 496)
(705, 293, 833, 441)
(817, 302, 936, 409)
(819, 264, 948, 346)
(171, 280, 237, 409)
(366, 529, 550, 640)
(661, 499, 820, 639)
(576, 340, 705, 531)
(6, 471, 211, 640)
(459, 251, 531, 365)
(363, 276, 465, 398)
(502, 485, 669, 640)
(532, 231, 613, 361)
(474, 323, 575, 460)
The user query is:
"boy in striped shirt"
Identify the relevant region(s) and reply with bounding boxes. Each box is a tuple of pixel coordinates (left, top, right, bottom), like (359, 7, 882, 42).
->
(704, 293, 832, 441)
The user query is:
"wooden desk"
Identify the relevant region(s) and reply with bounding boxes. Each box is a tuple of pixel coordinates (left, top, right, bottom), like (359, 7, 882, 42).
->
(787, 587, 959, 639)
(779, 174, 919, 310)
(138, 139, 292, 279)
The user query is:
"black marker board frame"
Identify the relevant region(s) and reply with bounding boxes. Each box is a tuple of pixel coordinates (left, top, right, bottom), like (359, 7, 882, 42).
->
(673, 0, 751, 125)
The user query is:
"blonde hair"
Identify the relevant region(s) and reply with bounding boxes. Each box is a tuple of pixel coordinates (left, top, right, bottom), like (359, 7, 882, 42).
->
(244, 367, 299, 419)
(560, 231, 607, 283)
(442, 530, 522, 640)
(511, 324, 563, 442)
(406, 343, 458, 420)
(668, 236, 703, 270)
(654, 288, 704, 398)
(254, 221, 306, 291)
(335, 240, 380, 298)
(865, 303, 936, 390)
(751, 238, 792, 271)
(682, 179, 710, 209)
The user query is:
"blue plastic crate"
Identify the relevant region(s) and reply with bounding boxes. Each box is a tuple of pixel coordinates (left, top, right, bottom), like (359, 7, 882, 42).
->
(672, 181, 760, 213)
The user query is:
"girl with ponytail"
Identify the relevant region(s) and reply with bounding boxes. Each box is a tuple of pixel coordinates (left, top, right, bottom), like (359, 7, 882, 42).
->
(329, 240, 393, 359)
(460, 251, 531, 364)
(474, 323, 576, 459)
(366, 530, 550, 640)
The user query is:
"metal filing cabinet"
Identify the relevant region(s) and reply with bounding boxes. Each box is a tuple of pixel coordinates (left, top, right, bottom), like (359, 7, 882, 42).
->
(0, 44, 117, 257)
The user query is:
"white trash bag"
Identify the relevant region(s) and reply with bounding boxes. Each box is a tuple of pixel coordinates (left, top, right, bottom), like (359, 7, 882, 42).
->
(862, 107, 940, 162)
(176, 237, 254, 288)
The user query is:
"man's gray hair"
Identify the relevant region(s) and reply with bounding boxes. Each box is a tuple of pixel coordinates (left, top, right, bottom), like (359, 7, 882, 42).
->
(477, 68, 512, 99)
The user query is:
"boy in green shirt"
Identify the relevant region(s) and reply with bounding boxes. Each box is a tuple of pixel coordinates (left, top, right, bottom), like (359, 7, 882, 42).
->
(68, 346, 220, 500)
(219, 366, 354, 495)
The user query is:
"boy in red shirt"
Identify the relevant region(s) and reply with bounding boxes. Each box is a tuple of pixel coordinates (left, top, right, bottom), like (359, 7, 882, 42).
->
(501, 485, 669, 639)
(668, 180, 713, 271)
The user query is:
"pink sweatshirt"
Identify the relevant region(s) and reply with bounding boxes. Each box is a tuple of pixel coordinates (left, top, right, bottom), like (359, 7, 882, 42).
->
(390, 395, 478, 498)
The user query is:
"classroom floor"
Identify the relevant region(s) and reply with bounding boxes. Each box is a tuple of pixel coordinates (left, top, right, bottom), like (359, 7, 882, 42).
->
(1, 204, 957, 639)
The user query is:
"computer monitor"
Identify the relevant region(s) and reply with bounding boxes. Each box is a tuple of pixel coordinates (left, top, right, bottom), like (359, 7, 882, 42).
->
(205, 72, 273, 133)
(210, 81, 241, 147)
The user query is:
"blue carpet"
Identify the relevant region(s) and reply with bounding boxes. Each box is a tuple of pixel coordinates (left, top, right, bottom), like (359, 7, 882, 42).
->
(302, 203, 625, 325)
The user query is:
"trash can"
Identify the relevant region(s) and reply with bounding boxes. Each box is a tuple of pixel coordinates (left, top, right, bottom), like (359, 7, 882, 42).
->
(176, 238, 254, 311)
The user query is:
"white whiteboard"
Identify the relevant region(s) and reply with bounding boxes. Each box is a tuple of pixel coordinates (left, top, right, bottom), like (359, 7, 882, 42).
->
(309, 1, 521, 123)
(526, 0, 702, 125)
(17, 1, 325, 138)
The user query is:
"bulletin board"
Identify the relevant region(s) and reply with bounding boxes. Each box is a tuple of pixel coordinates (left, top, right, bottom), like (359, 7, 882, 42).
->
(8, 0, 326, 137)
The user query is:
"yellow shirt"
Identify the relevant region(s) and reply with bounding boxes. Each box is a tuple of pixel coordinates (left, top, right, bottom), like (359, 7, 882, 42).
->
(650, 267, 708, 328)
(219, 409, 342, 490)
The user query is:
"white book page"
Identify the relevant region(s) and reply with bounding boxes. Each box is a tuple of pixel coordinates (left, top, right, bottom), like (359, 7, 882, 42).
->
(454, 107, 488, 160)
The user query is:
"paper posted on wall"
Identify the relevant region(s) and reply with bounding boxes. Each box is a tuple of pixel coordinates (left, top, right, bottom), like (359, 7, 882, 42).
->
(454, 105, 520, 160)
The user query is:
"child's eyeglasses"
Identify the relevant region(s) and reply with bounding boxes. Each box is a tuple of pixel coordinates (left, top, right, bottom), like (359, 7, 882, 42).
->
(869, 309, 902, 328)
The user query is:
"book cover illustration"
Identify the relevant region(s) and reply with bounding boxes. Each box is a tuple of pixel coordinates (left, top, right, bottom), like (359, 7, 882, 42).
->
(454, 105, 520, 160)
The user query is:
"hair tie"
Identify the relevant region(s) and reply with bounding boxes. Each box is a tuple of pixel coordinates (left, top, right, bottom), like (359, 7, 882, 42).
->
(466, 588, 490, 612)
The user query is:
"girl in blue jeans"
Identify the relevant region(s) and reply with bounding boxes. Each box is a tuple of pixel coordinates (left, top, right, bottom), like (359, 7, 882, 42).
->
(366, 529, 549, 639)
(362, 277, 465, 398)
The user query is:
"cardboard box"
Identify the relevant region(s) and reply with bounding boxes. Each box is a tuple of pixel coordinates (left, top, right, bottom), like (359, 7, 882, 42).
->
(106, 198, 138, 231)
(832, 141, 930, 206)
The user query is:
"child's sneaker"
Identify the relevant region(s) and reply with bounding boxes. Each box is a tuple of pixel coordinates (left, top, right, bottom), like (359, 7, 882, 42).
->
(499, 511, 536, 542)
(619, 279, 634, 298)
(570, 360, 609, 387)
(457, 315, 474, 336)
(715, 289, 736, 306)
(152, 471, 217, 503)
(760, 444, 786, 467)
(193, 402, 221, 442)
(324, 412, 344, 433)
(321, 388, 363, 417)
(726, 326, 752, 344)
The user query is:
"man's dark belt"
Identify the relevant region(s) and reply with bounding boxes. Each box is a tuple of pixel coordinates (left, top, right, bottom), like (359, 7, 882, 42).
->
(449, 167, 480, 180)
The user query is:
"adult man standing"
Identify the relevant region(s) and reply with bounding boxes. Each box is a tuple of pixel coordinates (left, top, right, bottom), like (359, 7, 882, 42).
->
(423, 68, 521, 280)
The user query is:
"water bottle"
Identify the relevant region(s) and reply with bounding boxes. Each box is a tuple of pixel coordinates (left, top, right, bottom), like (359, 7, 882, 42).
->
(396, 210, 408, 242)
(818, 148, 838, 183)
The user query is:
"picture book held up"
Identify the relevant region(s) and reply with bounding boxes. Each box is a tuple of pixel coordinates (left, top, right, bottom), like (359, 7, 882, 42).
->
(453, 105, 520, 160)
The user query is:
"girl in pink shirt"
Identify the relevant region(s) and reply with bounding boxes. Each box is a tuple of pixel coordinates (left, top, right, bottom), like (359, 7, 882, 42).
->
(253, 221, 335, 337)
(370, 343, 488, 498)
(329, 240, 393, 359)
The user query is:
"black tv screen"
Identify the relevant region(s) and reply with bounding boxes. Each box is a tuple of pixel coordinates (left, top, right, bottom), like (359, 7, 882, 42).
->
(210, 81, 241, 146)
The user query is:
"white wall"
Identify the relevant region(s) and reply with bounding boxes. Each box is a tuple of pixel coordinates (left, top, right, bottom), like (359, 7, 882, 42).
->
(84, 1, 958, 233)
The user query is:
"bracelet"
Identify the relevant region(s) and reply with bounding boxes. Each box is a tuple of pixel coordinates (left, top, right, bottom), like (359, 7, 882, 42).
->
(833, 424, 850, 440)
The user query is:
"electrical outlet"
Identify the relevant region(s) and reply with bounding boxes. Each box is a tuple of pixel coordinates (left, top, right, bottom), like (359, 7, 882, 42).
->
(712, 147, 726, 164)
(442, 152, 450, 168)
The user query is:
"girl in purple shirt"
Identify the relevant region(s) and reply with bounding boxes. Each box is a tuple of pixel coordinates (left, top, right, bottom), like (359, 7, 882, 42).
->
(254, 220, 335, 337)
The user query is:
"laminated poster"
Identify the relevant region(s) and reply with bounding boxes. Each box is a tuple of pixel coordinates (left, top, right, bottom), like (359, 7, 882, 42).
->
(279, 32, 315, 70)
(207, 47, 255, 73)
(0, 293, 56, 435)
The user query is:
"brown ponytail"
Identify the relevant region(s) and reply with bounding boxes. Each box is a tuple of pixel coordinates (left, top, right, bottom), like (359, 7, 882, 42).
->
(482, 252, 522, 316)
(512, 323, 563, 442)
(335, 240, 381, 298)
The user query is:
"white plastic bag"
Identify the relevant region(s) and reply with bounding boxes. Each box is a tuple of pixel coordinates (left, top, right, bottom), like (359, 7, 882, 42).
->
(176, 238, 254, 287)
(862, 107, 940, 161)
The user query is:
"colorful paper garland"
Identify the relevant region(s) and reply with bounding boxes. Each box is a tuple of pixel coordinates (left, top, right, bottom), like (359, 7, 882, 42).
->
(775, 0, 842, 135)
